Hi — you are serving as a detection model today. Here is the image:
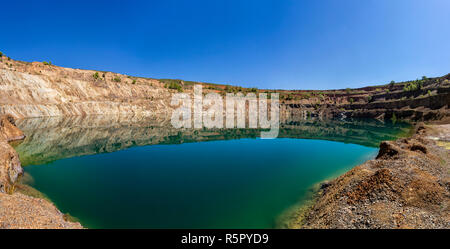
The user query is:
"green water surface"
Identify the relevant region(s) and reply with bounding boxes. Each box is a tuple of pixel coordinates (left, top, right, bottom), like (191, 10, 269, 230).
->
(13, 116, 410, 228)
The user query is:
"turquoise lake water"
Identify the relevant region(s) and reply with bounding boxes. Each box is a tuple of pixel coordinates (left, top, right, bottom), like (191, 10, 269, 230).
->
(13, 116, 411, 228)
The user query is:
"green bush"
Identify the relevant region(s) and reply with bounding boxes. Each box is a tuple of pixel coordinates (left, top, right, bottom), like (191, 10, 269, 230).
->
(205, 85, 222, 91)
(224, 85, 244, 93)
(389, 80, 395, 89)
(160, 79, 183, 86)
(285, 94, 293, 101)
(403, 80, 422, 92)
(113, 77, 121, 82)
(391, 113, 397, 123)
(345, 88, 351, 94)
(165, 82, 183, 92)
(349, 98, 354, 104)
(43, 61, 52, 66)
(318, 94, 325, 102)
(93, 72, 99, 80)
(132, 79, 137, 84)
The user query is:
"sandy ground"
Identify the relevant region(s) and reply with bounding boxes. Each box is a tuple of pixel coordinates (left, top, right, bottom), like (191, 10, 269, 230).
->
(0, 192, 82, 229)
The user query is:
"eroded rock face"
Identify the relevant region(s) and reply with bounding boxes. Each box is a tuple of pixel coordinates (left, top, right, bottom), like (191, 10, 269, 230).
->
(0, 115, 24, 193)
(2, 58, 448, 121)
(0, 61, 174, 118)
(281, 74, 450, 122)
(0, 115, 25, 141)
(0, 142, 22, 193)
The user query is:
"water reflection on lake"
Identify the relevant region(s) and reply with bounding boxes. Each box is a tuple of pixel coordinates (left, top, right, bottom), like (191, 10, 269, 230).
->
(13, 115, 410, 228)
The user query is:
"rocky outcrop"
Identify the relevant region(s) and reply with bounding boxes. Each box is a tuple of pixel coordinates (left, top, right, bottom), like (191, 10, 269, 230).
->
(0, 115, 25, 193)
(283, 124, 450, 228)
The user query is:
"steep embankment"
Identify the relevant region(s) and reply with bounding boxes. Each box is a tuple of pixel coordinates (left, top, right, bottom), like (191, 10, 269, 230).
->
(1, 55, 449, 121)
(282, 124, 450, 228)
(0, 58, 173, 118)
(280, 74, 450, 121)
(0, 115, 82, 228)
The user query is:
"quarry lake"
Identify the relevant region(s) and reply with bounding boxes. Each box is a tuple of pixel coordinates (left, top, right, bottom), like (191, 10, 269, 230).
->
(12, 116, 411, 228)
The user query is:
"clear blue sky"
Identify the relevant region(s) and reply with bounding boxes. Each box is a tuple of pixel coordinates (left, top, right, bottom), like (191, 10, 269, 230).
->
(1, 0, 449, 90)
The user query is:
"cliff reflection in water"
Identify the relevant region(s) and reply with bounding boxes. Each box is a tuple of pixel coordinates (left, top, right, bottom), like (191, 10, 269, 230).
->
(13, 115, 411, 166)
